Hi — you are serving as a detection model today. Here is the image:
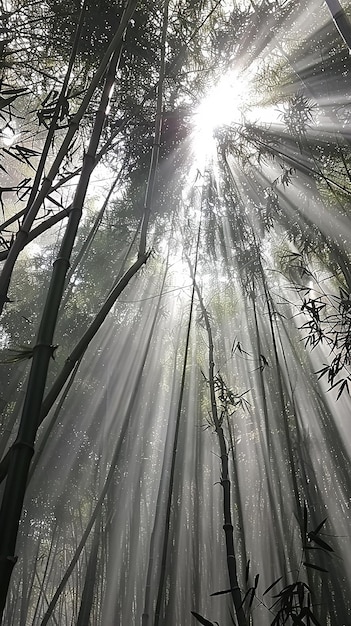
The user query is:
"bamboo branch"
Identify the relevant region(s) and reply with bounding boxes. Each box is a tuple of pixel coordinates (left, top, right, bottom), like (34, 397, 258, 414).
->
(0, 0, 136, 313)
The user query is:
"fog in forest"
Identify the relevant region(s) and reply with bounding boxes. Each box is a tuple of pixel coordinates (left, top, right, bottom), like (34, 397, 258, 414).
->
(1, 1, 351, 624)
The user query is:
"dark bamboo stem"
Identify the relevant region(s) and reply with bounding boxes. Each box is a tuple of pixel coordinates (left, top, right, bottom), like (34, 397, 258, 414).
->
(192, 278, 247, 626)
(0, 4, 136, 618)
(138, 0, 169, 257)
(324, 0, 351, 51)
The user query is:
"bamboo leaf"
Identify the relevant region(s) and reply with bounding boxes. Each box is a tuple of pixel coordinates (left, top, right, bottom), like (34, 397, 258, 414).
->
(249, 587, 256, 609)
(311, 516, 327, 535)
(297, 582, 304, 608)
(291, 615, 305, 625)
(303, 562, 328, 573)
(211, 587, 239, 597)
(336, 379, 349, 400)
(191, 611, 215, 626)
(0, 345, 34, 363)
(245, 559, 250, 583)
(239, 587, 252, 609)
(308, 532, 333, 552)
(263, 576, 282, 596)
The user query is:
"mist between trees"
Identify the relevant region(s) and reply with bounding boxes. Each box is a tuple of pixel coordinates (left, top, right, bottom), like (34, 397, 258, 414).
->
(1, 0, 351, 624)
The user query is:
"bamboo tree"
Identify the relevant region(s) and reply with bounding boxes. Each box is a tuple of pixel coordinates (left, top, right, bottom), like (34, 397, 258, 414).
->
(191, 274, 247, 626)
(324, 0, 351, 51)
(76, 511, 102, 626)
(63, 171, 123, 293)
(139, 0, 170, 258)
(153, 249, 198, 626)
(39, 255, 169, 626)
(141, 318, 184, 626)
(0, 3, 137, 619)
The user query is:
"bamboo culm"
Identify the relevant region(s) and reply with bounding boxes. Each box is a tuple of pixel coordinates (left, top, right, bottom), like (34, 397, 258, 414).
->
(190, 268, 247, 626)
(0, 4, 137, 619)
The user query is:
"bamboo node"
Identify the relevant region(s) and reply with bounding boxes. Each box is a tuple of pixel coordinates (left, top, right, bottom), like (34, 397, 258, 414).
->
(11, 440, 35, 456)
(53, 257, 71, 269)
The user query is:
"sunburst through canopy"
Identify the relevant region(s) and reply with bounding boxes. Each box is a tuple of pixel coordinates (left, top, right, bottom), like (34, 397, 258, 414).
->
(1, 1, 351, 626)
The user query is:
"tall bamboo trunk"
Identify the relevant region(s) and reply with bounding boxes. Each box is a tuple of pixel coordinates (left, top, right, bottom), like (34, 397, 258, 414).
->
(40, 259, 168, 625)
(191, 272, 247, 626)
(139, 0, 170, 257)
(76, 512, 102, 626)
(324, 0, 351, 51)
(0, 4, 137, 619)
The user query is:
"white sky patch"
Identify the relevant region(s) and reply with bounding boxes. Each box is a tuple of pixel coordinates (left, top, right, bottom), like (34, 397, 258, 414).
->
(246, 104, 283, 126)
(1, 126, 20, 147)
(26, 242, 42, 257)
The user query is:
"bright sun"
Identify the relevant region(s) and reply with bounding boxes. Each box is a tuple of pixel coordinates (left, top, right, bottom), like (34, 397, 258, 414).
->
(192, 70, 249, 162)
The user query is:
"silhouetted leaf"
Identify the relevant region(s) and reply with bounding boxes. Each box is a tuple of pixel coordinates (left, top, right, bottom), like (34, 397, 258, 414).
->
(239, 587, 252, 608)
(315, 365, 329, 379)
(211, 587, 238, 597)
(312, 517, 328, 535)
(303, 562, 328, 573)
(297, 582, 304, 608)
(308, 532, 333, 552)
(191, 611, 215, 626)
(291, 616, 305, 625)
(336, 379, 349, 400)
(263, 576, 282, 596)
(249, 588, 255, 609)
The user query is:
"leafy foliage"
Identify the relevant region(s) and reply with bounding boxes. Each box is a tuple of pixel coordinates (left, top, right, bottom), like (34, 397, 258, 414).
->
(300, 285, 351, 398)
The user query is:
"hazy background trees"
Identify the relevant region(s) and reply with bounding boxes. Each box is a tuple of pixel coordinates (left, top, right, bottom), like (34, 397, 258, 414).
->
(1, 0, 351, 624)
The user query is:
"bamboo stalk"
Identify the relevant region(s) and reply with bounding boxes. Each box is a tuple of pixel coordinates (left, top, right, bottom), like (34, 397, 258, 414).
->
(324, 0, 351, 51)
(191, 277, 247, 626)
(0, 4, 136, 619)
(153, 217, 202, 626)
(138, 0, 170, 257)
(39, 260, 167, 626)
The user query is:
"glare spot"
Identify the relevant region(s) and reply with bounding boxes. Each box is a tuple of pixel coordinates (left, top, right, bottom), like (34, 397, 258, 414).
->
(192, 70, 250, 163)
(1, 126, 20, 147)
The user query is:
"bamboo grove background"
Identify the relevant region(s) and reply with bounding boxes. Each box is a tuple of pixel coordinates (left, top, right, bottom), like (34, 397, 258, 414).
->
(1, 0, 351, 624)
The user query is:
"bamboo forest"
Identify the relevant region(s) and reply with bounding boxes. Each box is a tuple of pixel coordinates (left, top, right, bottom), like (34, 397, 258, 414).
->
(3, 0, 351, 624)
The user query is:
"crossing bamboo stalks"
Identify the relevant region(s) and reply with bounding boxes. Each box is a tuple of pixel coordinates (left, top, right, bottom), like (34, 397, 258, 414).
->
(0, 0, 136, 313)
(39, 257, 167, 626)
(0, 3, 137, 619)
